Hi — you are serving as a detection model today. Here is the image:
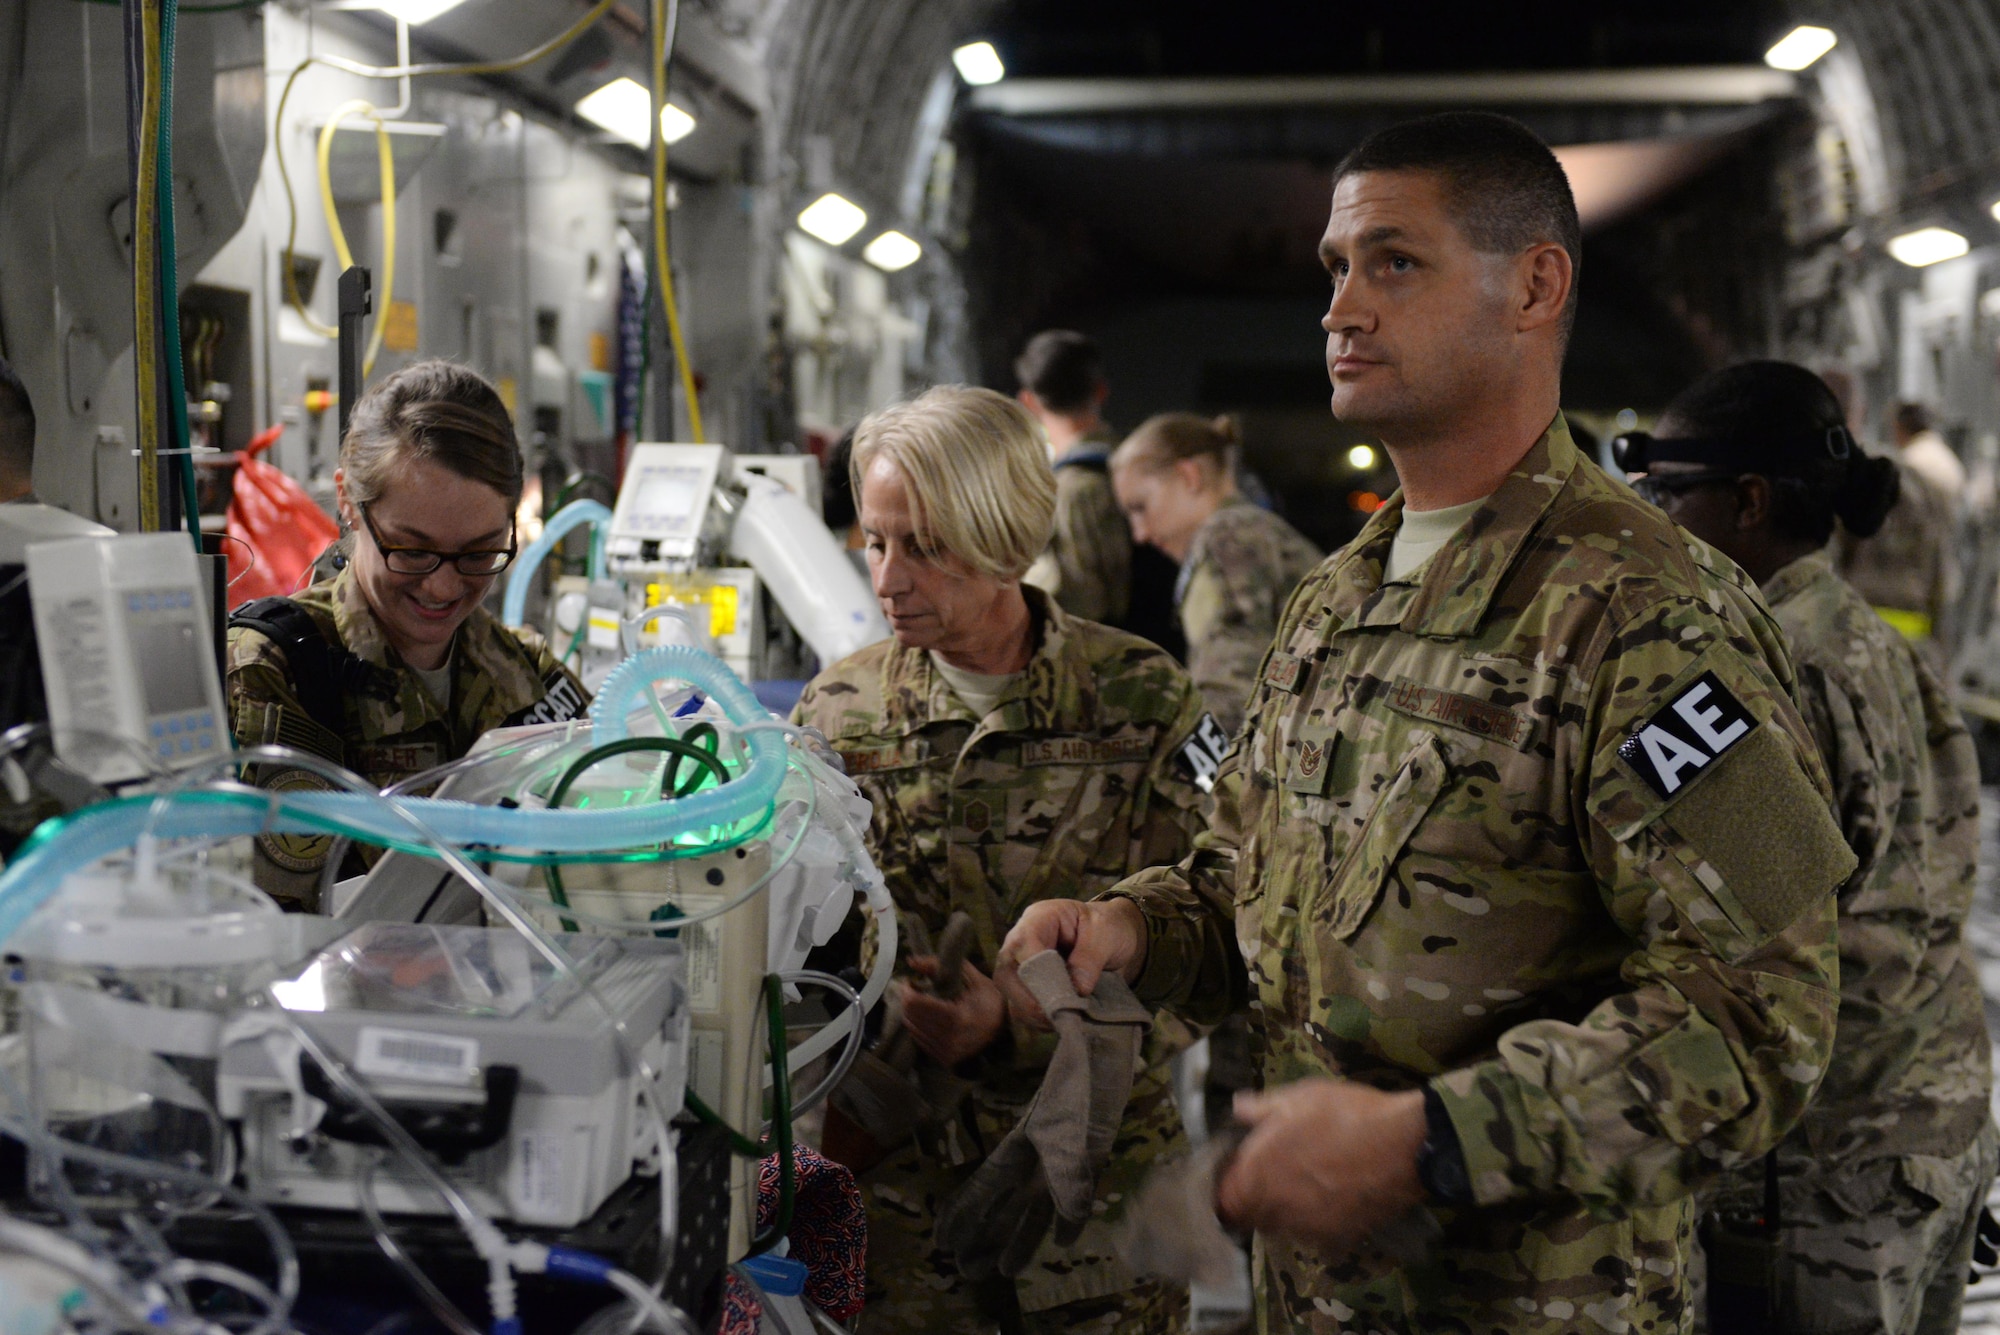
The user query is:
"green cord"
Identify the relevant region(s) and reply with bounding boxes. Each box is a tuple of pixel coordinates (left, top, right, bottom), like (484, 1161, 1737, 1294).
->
(682, 974, 795, 1252)
(156, 0, 204, 550)
(542, 734, 731, 929)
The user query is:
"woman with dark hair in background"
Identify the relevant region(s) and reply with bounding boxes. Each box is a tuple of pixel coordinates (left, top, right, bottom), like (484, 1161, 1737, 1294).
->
(1629, 360, 1997, 1335)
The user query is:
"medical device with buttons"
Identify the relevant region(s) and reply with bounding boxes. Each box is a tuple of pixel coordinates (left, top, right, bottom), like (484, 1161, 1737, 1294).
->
(25, 532, 228, 784)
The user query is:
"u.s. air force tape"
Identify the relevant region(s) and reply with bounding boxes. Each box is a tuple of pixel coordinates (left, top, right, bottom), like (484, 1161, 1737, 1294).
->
(1617, 671, 1755, 798)
(1176, 714, 1232, 793)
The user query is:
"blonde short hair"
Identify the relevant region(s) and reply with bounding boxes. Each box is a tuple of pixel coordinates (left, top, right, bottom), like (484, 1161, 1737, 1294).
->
(850, 385, 1056, 581)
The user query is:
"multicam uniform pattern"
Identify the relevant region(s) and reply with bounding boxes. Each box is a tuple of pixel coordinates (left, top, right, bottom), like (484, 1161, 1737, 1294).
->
(1177, 496, 1323, 738)
(1108, 417, 1853, 1334)
(1025, 437, 1134, 628)
(793, 585, 1211, 1333)
(226, 568, 587, 907)
(1706, 552, 1996, 1335)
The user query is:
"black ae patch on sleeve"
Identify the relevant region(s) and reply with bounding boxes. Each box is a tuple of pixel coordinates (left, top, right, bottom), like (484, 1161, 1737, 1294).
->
(1176, 713, 1233, 793)
(1617, 671, 1756, 799)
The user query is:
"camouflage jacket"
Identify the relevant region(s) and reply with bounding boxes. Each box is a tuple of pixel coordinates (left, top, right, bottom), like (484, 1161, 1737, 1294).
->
(1179, 496, 1323, 738)
(1756, 553, 1989, 1171)
(792, 584, 1215, 1311)
(226, 569, 587, 906)
(1109, 416, 1852, 1332)
(1834, 458, 1960, 646)
(1024, 435, 1133, 628)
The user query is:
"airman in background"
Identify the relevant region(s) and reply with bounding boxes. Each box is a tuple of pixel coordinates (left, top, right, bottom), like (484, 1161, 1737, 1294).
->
(794, 384, 1217, 1333)
(1017, 330, 1133, 630)
(1632, 361, 1996, 1335)
(999, 112, 1852, 1334)
(1836, 402, 1962, 661)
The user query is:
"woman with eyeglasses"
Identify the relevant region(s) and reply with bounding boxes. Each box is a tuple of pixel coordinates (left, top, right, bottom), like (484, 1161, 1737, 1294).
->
(1628, 360, 1996, 1335)
(226, 359, 588, 908)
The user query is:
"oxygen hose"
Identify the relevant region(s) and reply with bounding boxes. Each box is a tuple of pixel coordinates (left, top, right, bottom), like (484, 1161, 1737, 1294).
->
(500, 497, 614, 628)
(0, 648, 787, 946)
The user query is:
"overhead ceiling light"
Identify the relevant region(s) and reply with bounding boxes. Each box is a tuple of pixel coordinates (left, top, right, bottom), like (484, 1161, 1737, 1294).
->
(576, 78, 655, 148)
(1988, 199, 2000, 225)
(1346, 444, 1377, 471)
(952, 41, 1005, 86)
(660, 103, 696, 145)
(798, 193, 868, 246)
(1764, 25, 1837, 71)
(862, 230, 922, 272)
(373, 0, 469, 24)
(1887, 226, 1970, 268)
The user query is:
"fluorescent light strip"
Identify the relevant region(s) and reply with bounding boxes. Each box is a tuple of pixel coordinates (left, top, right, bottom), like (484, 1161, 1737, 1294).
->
(953, 41, 1005, 86)
(862, 230, 922, 272)
(1765, 25, 1836, 72)
(1887, 227, 1969, 268)
(798, 193, 868, 246)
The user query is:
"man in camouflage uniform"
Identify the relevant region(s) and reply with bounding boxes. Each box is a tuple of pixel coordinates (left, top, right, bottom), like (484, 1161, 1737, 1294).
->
(227, 566, 586, 908)
(1016, 331, 1135, 630)
(795, 384, 1222, 1333)
(1177, 496, 1322, 737)
(1000, 114, 1851, 1333)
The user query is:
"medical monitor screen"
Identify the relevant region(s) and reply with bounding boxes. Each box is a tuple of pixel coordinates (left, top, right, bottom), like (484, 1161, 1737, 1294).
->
(133, 616, 209, 715)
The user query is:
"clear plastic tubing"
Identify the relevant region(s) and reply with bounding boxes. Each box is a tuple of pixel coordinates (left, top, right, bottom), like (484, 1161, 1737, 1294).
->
(500, 498, 613, 628)
(0, 648, 785, 947)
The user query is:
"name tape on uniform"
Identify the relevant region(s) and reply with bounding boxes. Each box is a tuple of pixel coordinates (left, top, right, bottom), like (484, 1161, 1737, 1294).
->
(1263, 652, 1311, 694)
(1176, 714, 1232, 793)
(1617, 671, 1755, 798)
(1021, 736, 1152, 767)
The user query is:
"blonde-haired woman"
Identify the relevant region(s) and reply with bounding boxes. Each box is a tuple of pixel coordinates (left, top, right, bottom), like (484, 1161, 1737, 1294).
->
(1111, 413, 1321, 736)
(226, 359, 587, 906)
(793, 384, 1212, 1333)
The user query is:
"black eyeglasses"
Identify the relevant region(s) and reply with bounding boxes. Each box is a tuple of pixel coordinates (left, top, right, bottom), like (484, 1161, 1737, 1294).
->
(357, 503, 517, 576)
(1631, 472, 1738, 508)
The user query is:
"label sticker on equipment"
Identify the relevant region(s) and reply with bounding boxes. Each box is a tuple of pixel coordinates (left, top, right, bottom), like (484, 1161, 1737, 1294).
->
(1617, 671, 1756, 798)
(355, 1027, 480, 1085)
(512, 1129, 573, 1217)
(676, 895, 723, 1012)
(1175, 714, 1232, 793)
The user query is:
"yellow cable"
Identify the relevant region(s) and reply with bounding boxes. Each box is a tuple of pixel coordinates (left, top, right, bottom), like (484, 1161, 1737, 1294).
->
(275, 1, 617, 343)
(315, 100, 397, 377)
(133, 0, 163, 532)
(652, 0, 703, 442)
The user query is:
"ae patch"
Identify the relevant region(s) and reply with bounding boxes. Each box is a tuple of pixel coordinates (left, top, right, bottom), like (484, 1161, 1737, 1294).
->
(1617, 671, 1755, 799)
(1175, 714, 1233, 793)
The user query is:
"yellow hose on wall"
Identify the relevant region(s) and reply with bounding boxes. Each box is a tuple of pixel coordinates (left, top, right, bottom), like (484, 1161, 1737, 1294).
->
(315, 100, 397, 377)
(132, 0, 164, 532)
(652, 0, 704, 443)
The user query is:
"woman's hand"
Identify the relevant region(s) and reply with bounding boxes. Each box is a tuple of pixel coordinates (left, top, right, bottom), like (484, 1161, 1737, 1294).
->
(899, 956, 1008, 1067)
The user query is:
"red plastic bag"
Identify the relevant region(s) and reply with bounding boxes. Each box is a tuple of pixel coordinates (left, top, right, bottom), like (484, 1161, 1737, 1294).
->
(225, 426, 340, 607)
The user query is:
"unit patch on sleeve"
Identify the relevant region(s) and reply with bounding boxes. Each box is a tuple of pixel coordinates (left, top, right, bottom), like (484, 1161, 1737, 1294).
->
(503, 669, 589, 728)
(1617, 671, 1755, 798)
(1175, 713, 1234, 793)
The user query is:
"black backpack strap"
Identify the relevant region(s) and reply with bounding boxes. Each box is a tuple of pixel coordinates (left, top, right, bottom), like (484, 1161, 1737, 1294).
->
(1055, 448, 1111, 473)
(228, 597, 349, 737)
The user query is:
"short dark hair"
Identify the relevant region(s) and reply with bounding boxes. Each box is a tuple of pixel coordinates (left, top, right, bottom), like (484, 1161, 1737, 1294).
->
(1013, 330, 1105, 414)
(0, 353, 35, 492)
(1894, 402, 1932, 437)
(1659, 360, 1899, 546)
(1333, 111, 1582, 333)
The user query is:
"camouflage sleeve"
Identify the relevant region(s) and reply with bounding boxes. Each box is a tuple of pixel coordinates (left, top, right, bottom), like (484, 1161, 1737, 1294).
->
(517, 624, 590, 710)
(1180, 555, 1264, 739)
(1047, 474, 1132, 625)
(1431, 590, 1852, 1213)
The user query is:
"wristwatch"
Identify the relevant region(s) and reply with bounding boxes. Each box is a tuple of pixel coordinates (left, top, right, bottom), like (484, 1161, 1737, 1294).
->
(1416, 1083, 1473, 1205)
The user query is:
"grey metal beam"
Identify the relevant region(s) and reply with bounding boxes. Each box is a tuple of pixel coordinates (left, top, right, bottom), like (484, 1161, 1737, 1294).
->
(970, 66, 1800, 117)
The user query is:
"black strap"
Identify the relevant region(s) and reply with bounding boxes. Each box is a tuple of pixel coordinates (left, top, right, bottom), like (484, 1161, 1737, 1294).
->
(227, 596, 366, 737)
(1054, 448, 1111, 473)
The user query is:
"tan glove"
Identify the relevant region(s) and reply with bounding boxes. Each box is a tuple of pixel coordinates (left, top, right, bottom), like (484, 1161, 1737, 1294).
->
(934, 950, 1152, 1278)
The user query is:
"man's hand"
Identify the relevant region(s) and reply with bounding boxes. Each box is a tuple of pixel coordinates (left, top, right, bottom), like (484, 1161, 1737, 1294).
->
(995, 898, 1148, 1030)
(898, 956, 1006, 1067)
(1216, 1079, 1428, 1260)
